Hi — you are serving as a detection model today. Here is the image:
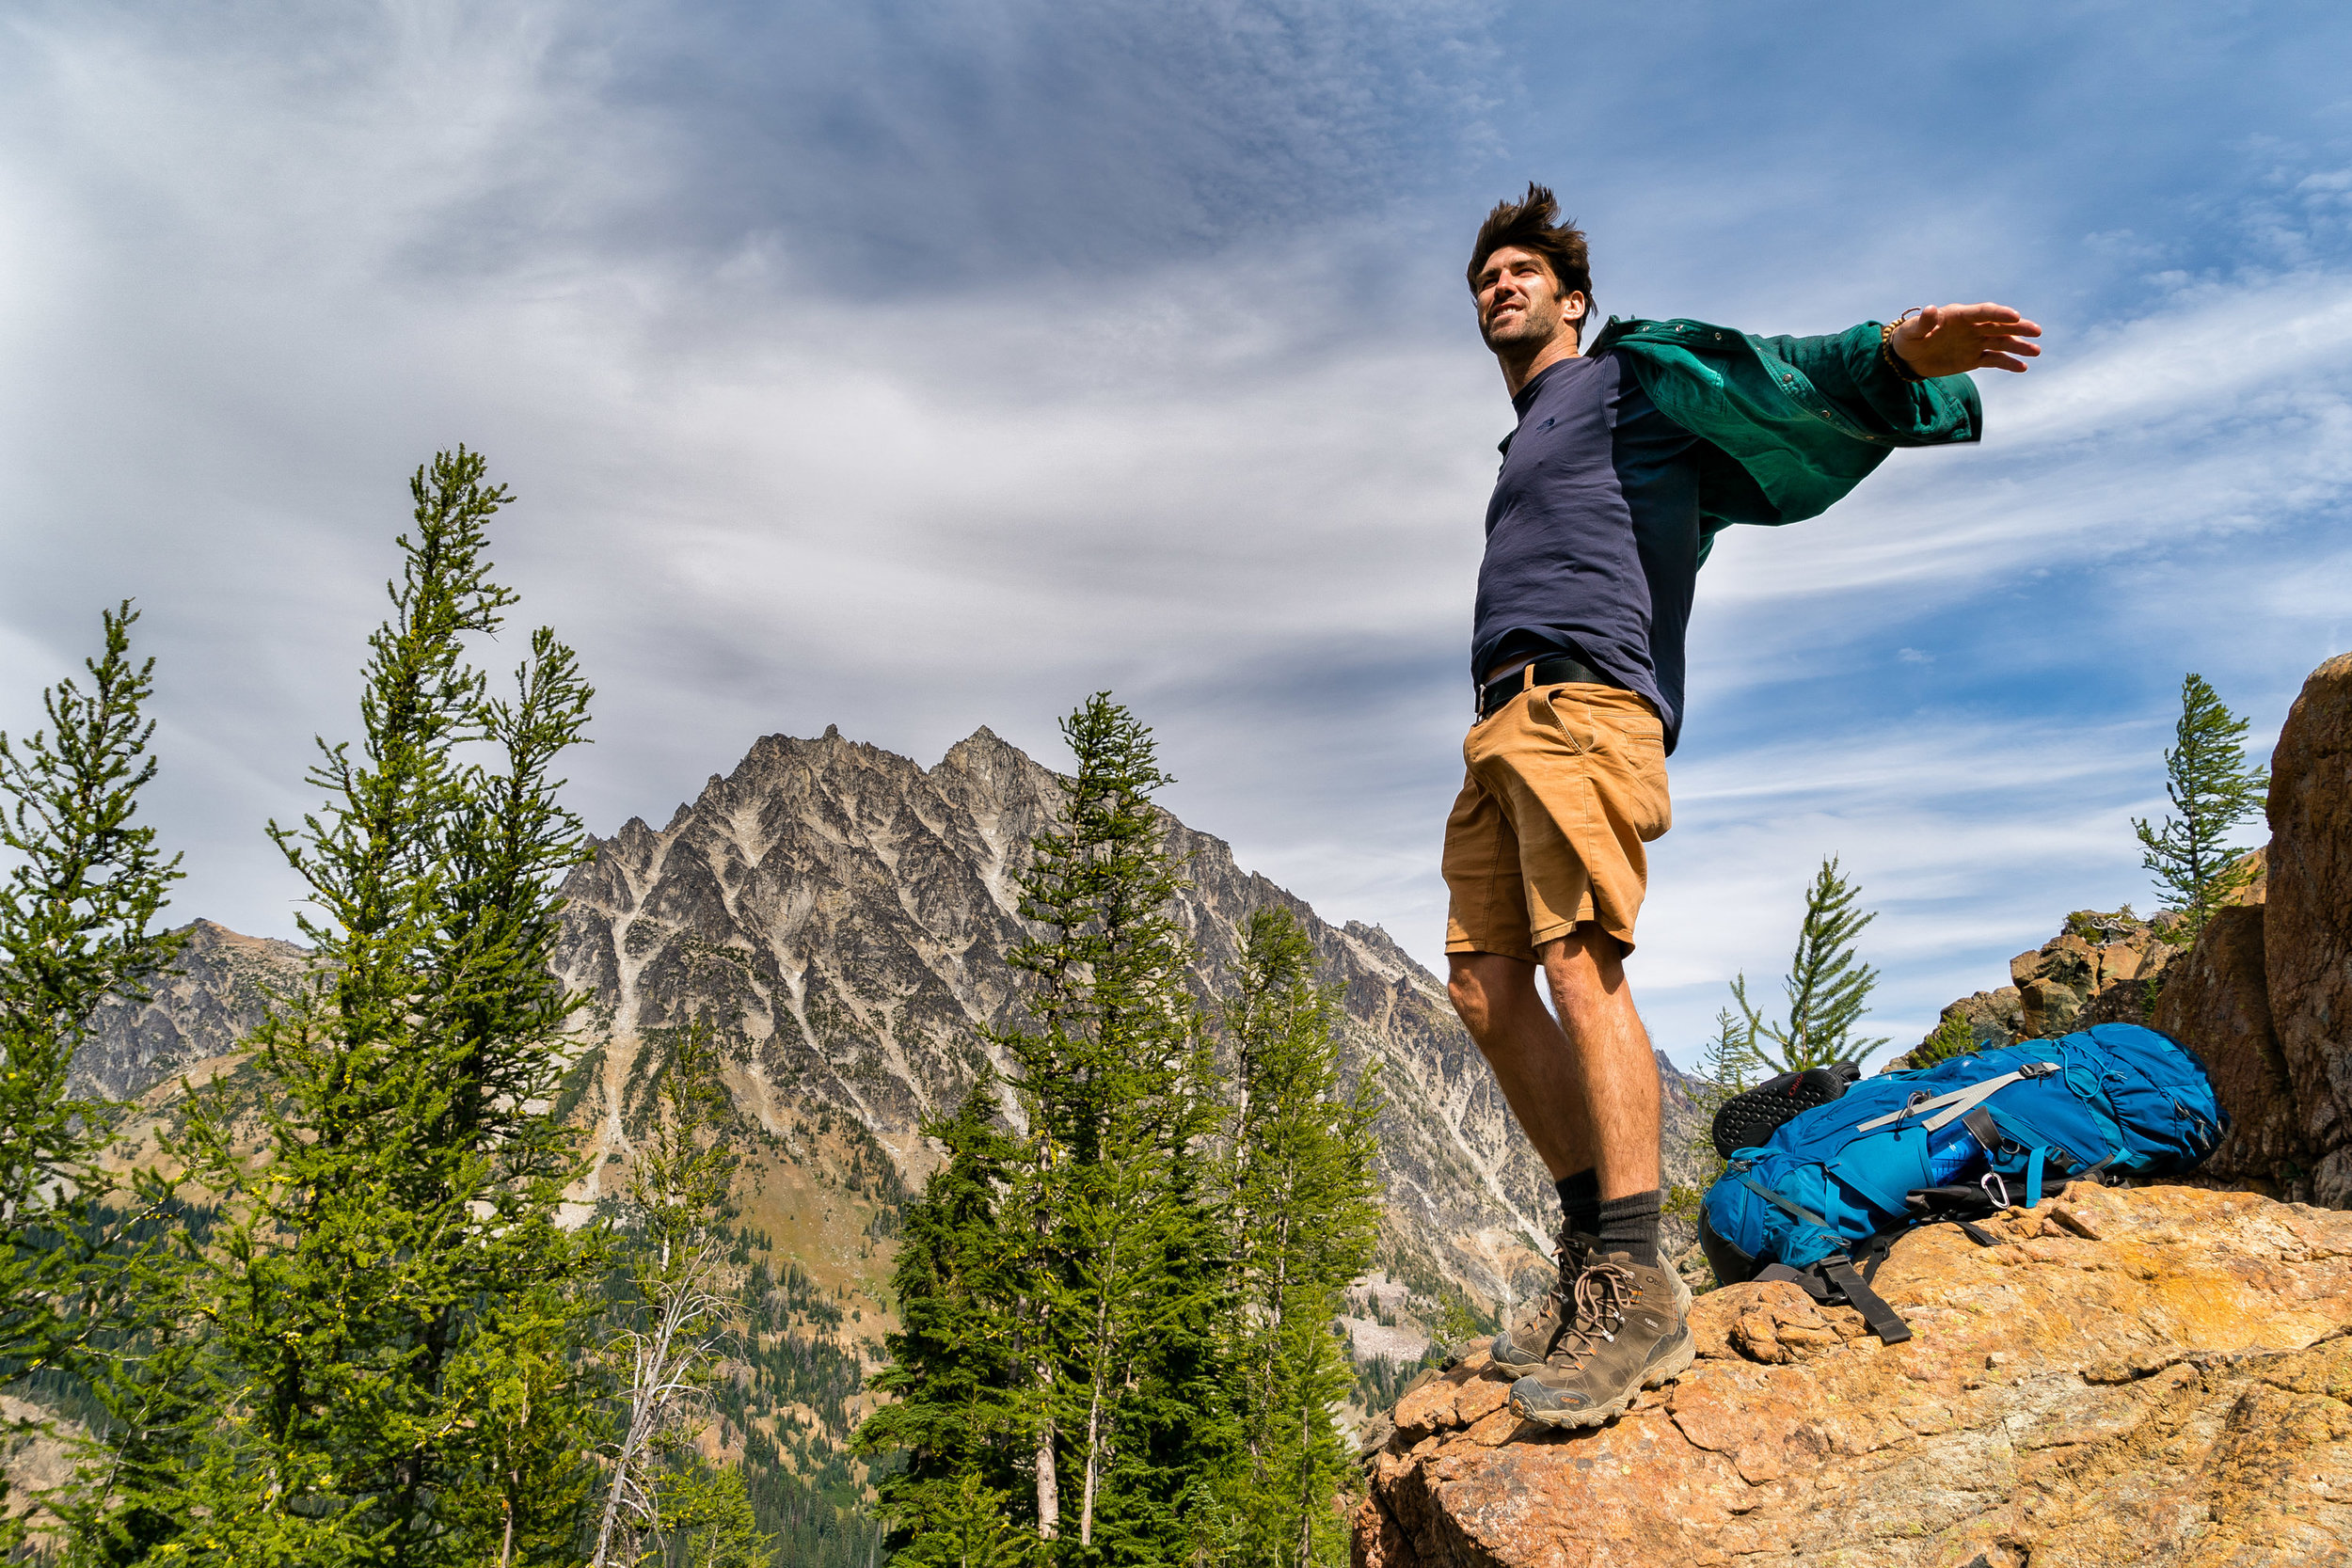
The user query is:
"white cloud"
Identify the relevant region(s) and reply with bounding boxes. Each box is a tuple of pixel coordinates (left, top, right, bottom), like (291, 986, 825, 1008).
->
(2, 0, 2346, 1085)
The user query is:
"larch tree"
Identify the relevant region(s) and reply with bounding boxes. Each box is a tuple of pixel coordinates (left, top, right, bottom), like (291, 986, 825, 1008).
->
(151, 450, 607, 1563)
(0, 604, 183, 1550)
(2133, 672, 2268, 936)
(1731, 856, 1887, 1073)
(1218, 907, 1380, 1568)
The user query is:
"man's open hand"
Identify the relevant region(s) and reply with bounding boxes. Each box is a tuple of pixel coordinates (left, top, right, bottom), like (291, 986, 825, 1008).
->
(1890, 303, 2042, 377)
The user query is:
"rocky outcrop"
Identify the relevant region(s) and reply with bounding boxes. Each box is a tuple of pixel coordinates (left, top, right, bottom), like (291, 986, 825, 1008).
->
(2263, 653, 2352, 1205)
(1908, 910, 2189, 1068)
(2015, 910, 2186, 1037)
(70, 919, 313, 1100)
(2154, 904, 2315, 1198)
(1355, 1182, 2352, 1568)
(2151, 652, 2352, 1205)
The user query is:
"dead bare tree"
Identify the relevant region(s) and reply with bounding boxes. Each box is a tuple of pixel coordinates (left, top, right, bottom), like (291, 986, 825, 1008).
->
(588, 1016, 740, 1568)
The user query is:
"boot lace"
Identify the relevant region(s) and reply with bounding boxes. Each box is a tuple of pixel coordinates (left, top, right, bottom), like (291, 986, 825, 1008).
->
(1510, 1230, 1592, 1342)
(1546, 1256, 1641, 1371)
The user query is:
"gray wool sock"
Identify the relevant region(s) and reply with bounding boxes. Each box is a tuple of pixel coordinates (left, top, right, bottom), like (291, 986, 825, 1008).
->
(1554, 1167, 1599, 1240)
(1595, 1189, 1663, 1271)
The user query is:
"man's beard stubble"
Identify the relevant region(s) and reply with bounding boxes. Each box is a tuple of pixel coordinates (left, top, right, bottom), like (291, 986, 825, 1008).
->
(1483, 309, 1559, 354)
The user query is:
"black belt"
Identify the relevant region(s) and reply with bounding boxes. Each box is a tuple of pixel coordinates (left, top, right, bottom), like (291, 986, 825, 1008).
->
(1476, 655, 1626, 719)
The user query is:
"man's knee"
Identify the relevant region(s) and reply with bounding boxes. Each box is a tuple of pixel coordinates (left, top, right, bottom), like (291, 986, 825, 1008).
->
(1444, 960, 1490, 1031)
(1540, 925, 1623, 983)
(1538, 927, 1632, 1022)
(1447, 952, 1535, 1040)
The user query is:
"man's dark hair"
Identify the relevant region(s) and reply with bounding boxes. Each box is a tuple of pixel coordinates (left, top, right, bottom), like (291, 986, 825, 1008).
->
(1467, 183, 1593, 319)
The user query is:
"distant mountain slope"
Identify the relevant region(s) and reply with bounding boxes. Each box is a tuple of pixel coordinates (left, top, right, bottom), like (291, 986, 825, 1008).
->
(550, 723, 1709, 1308)
(72, 724, 1712, 1311)
(72, 919, 312, 1101)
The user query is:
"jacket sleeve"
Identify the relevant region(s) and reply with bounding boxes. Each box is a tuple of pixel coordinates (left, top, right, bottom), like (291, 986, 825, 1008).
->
(1747, 324, 1982, 448)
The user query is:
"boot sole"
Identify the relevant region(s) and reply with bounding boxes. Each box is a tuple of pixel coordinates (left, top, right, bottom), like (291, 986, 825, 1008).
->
(1507, 1328, 1697, 1430)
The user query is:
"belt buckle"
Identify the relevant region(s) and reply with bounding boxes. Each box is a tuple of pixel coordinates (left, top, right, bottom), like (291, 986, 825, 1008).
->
(1477, 664, 1537, 721)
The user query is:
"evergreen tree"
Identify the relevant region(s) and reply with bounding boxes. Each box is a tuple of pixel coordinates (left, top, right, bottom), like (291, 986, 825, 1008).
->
(862, 694, 1237, 1565)
(591, 1015, 746, 1568)
(1912, 1008, 1979, 1068)
(1664, 1008, 1761, 1244)
(1693, 1007, 1759, 1098)
(1731, 856, 1887, 1072)
(640, 1459, 772, 1568)
(148, 450, 606, 1561)
(1218, 908, 1380, 1568)
(855, 1075, 1025, 1557)
(0, 604, 183, 1547)
(2133, 673, 2268, 936)
(899, 1472, 1030, 1568)
(992, 694, 1229, 1560)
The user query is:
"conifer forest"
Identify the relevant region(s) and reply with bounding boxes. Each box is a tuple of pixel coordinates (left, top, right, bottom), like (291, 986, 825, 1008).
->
(0, 452, 1390, 1565)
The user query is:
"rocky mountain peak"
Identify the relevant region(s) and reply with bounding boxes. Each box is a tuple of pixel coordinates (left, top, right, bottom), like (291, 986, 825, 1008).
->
(72, 918, 312, 1100)
(551, 724, 1628, 1307)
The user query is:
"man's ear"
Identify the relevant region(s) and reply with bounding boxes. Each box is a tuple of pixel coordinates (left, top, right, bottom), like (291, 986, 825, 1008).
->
(1563, 292, 1588, 325)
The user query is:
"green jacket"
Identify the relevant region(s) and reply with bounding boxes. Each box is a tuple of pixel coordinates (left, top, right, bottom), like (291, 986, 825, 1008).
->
(1586, 316, 1982, 564)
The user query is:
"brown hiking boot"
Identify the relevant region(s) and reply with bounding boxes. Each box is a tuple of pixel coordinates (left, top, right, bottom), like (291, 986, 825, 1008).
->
(1488, 1230, 1592, 1374)
(1505, 1248, 1693, 1429)
(1491, 1232, 1691, 1375)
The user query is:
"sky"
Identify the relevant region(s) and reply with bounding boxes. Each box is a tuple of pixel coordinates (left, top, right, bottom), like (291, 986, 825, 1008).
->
(4, 0, 2349, 1069)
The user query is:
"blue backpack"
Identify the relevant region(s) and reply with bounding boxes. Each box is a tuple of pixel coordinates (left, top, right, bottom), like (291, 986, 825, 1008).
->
(1697, 1023, 2227, 1342)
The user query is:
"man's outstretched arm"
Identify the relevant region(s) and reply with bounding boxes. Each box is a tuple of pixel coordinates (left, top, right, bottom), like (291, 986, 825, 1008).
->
(1888, 302, 2043, 377)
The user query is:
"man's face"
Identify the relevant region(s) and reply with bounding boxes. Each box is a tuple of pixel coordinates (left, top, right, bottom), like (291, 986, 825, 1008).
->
(1475, 245, 1584, 355)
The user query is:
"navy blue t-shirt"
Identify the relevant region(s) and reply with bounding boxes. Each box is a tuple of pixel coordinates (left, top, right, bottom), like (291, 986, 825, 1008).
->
(1471, 352, 1703, 753)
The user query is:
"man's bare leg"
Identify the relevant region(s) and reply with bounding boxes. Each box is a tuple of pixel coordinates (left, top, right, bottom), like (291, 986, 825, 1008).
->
(1454, 924, 1682, 1393)
(1446, 925, 1660, 1199)
(1536, 928, 1660, 1199)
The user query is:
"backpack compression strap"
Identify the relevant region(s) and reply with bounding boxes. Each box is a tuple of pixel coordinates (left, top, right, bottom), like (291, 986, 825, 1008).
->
(1739, 1176, 1828, 1229)
(1852, 1062, 2060, 1133)
(1817, 1256, 1913, 1345)
(1753, 1256, 1915, 1345)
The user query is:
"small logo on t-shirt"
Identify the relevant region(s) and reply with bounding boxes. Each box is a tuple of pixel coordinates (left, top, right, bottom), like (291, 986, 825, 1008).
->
(1535, 417, 1556, 432)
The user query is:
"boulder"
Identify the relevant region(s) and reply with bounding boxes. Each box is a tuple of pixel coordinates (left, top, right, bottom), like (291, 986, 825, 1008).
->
(2153, 903, 2314, 1198)
(2010, 912, 2185, 1040)
(2145, 653, 2352, 1203)
(2264, 652, 2352, 1205)
(1354, 1183, 2352, 1567)
(1904, 911, 2185, 1068)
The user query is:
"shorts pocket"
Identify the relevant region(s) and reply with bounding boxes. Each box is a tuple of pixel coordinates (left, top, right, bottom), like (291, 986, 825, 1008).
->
(1594, 712, 1670, 841)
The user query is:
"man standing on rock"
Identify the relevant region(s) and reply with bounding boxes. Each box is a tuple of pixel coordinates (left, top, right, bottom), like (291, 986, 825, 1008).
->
(1441, 185, 2041, 1428)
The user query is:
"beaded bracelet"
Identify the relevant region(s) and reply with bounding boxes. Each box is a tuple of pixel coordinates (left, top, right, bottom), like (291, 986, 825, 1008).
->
(1881, 308, 1927, 382)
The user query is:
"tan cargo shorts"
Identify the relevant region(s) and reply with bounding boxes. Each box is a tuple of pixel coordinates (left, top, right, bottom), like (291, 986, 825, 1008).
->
(1441, 678, 1672, 960)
